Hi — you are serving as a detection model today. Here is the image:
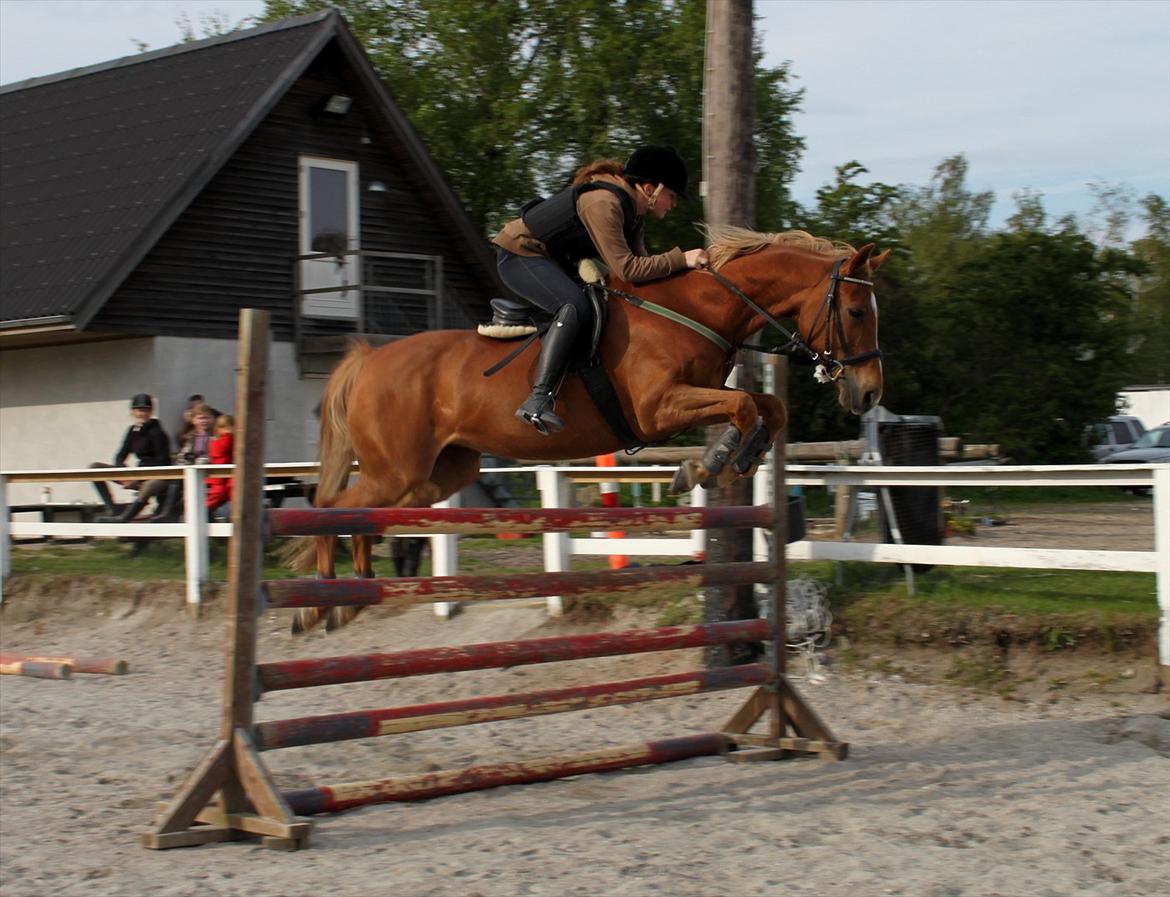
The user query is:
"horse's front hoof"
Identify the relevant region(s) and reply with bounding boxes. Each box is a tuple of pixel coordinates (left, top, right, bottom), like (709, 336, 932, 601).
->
(731, 419, 770, 474)
(670, 459, 714, 494)
(669, 460, 700, 494)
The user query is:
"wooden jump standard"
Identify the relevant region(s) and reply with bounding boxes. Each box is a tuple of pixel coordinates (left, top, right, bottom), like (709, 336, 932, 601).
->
(143, 310, 845, 851)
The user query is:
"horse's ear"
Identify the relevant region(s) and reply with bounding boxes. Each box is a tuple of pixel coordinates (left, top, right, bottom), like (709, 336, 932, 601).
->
(869, 249, 891, 273)
(843, 243, 875, 275)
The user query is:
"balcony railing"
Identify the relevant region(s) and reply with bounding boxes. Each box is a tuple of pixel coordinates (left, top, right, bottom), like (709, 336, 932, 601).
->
(294, 250, 475, 363)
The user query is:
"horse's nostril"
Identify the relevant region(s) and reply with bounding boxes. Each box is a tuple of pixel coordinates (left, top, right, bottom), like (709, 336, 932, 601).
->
(862, 391, 875, 410)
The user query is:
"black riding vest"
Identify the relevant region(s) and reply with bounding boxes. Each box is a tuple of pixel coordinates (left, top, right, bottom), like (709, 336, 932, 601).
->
(521, 182, 639, 270)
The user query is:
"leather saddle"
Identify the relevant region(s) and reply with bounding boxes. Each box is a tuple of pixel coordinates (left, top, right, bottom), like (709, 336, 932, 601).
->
(478, 262, 640, 449)
(478, 267, 608, 364)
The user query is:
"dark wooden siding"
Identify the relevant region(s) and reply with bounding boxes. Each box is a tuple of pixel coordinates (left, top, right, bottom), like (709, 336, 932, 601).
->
(91, 40, 495, 342)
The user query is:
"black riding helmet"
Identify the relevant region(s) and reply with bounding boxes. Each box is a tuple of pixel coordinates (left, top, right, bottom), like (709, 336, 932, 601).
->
(623, 145, 688, 198)
(130, 393, 153, 410)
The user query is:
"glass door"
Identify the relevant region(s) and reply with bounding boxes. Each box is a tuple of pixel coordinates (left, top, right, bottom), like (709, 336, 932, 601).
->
(298, 156, 360, 320)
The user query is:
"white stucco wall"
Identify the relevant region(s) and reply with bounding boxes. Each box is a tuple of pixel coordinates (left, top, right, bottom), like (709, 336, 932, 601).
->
(1118, 387, 1170, 431)
(0, 336, 324, 504)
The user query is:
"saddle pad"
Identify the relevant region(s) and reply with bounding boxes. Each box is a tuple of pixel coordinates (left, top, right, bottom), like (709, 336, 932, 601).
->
(477, 322, 538, 338)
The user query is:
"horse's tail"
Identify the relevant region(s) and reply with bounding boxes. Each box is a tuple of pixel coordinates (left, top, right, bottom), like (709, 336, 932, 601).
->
(280, 341, 374, 576)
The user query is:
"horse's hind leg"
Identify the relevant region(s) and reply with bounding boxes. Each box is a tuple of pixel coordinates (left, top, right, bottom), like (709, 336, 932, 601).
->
(314, 445, 480, 633)
(290, 535, 339, 635)
(324, 534, 375, 631)
(351, 535, 374, 578)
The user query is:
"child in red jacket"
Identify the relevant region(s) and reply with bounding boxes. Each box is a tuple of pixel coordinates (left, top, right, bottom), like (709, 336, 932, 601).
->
(207, 414, 234, 518)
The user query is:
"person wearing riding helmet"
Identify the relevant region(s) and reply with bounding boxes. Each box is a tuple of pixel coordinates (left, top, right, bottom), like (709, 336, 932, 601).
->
(493, 145, 708, 434)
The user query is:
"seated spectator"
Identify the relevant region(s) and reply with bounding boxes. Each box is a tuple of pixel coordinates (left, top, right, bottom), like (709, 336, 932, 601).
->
(152, 403, 216, 523)
(91, 394, 172, 522)
(175, 393, 223, 448)
(206, 414, 234, 519)
(391, 537, 427, 577)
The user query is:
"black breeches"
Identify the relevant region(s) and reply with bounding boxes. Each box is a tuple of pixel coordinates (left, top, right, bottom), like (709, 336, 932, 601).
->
(497, 250, 592, 320)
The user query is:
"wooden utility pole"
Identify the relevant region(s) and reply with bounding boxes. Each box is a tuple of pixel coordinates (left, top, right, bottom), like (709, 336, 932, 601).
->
(703, 0, 755, 227)
(702, 0, 759, 666)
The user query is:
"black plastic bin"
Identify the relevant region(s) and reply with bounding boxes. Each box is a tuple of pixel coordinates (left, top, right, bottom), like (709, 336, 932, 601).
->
(869, 411, 944, 569)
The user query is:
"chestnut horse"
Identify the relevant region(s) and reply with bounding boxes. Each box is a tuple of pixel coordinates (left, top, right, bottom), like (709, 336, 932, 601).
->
(288, 227, 889, 633)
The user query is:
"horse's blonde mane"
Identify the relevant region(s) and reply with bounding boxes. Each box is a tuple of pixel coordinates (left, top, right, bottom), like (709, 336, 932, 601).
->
(701, 224, 855, 271)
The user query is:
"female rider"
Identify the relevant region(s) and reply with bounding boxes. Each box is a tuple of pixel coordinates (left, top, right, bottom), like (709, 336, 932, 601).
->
(492, 145, 709, 434)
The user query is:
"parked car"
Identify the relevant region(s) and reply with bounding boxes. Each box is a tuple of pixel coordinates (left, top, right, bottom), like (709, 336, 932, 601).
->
(1100, 425, 1170, 464)
(1099, 424, 1170, 493)
(1087, 415, 1147, 460)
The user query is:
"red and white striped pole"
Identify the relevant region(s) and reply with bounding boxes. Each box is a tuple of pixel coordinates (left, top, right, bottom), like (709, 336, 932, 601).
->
(596, 454, 628, 569)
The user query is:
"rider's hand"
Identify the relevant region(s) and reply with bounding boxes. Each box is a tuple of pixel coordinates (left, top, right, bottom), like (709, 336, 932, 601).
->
(685, 248, 709, 269)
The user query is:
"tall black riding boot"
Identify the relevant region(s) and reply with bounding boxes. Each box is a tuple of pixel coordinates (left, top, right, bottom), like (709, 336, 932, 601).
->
(515, 305, 581, 435)
(150, 483, 183, 523)
(97, 496, 149, 523)
(92, 479, 119, 516)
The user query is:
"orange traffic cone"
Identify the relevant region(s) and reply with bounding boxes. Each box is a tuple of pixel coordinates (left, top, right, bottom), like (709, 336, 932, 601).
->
(596, 454, 628, 569)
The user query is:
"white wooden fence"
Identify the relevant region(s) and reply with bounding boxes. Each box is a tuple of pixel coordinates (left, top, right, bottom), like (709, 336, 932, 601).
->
(1, 462, 1166, 667)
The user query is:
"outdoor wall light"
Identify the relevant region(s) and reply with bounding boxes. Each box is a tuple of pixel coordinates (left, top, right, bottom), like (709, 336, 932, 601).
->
(319, 93, 353, 117)
(367, 181, 387, 193)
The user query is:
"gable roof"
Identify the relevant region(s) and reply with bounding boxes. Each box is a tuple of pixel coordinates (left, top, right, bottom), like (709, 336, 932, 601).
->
(0, 10, 496, 330)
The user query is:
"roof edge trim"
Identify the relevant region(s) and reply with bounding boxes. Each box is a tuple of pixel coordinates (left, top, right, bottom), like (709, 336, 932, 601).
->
(0, 9, 335, 94)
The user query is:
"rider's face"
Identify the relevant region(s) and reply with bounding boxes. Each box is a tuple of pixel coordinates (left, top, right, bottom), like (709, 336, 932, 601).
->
(650, 186, 678, 219)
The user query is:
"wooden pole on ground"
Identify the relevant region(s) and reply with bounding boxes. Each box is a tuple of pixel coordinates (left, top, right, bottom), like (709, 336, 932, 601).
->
(0, 653, 127, 675)
(0, 659, 71, 679)
(143, 309, 309, 851)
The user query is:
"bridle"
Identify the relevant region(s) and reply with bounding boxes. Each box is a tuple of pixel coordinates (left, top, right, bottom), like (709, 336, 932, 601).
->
(708, 258, 882, 383)
(598, 256, 881, 383)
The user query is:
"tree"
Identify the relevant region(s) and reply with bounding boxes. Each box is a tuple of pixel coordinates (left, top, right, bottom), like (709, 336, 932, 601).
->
(1127, 194, 1170, 384)
(260, 0, 803, 238)
(891, 154, 993, 304)
(782, 162, 914, 441)
(927, 226, 1135, 461)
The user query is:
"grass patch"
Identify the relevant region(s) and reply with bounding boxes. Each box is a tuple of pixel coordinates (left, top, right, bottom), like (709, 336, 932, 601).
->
(11, 538, 312, 581)
(9, 528, 1157, 655)
(810, 562, 1158, 652)
(946, 485, 1144, 506)
(945, 653, 1017, 695)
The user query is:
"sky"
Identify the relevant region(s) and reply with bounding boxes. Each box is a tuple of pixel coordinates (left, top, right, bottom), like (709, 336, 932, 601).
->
(1, 0, 1167, 232)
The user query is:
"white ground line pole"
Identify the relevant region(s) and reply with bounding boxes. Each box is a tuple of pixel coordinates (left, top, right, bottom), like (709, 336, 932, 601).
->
(431, 490, 461, 619)
(689, 480, 708, 560)
(0, 474, 10, 602)
(182, 466, 210, 613)
(537, 466, 570, 616)
(1154, 465, 1169, 675)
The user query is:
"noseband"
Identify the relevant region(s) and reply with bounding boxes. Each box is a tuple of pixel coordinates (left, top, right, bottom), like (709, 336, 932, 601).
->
(708, 258, 882, 383)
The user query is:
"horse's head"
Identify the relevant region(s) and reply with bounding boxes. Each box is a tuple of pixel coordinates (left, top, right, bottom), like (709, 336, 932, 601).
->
(799, 244, 889, 415)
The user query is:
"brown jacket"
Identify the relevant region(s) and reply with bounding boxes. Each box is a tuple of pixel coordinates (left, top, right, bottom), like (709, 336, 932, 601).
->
(492, 173, 687, 283)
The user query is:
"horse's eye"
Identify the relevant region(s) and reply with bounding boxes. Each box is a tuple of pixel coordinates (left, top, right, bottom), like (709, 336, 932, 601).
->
(848, 308, 865, 320)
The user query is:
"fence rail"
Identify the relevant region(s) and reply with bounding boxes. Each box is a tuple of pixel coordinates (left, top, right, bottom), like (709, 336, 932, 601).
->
(2, 461, 1166, 669)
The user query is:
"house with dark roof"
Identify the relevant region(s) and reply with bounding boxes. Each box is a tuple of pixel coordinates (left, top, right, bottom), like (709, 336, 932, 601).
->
(0, 9, 500, 499)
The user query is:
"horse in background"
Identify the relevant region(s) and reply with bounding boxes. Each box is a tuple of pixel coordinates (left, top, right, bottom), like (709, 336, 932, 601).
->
(287, 226, 889, 633)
